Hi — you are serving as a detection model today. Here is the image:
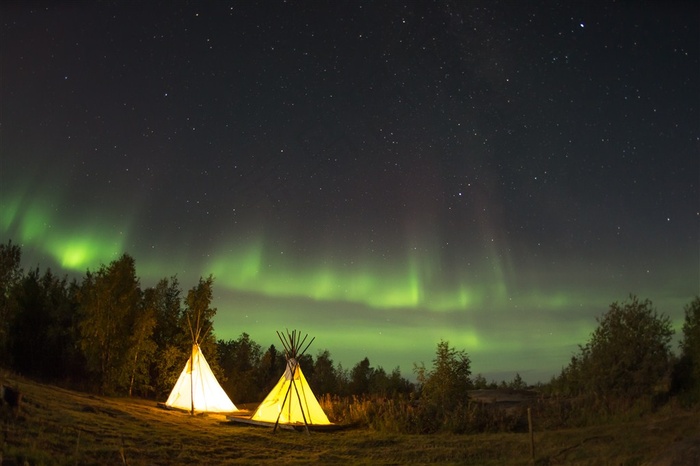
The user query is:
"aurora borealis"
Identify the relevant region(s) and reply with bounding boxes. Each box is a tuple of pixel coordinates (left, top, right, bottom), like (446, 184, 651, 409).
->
(1, 1, 698, 383)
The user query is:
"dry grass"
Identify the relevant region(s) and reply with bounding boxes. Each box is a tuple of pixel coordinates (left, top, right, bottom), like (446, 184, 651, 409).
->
(1, 374, 698, 465)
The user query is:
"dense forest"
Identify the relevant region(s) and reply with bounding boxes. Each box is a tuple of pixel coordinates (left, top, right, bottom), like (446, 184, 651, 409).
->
(1, 239, 698, 433)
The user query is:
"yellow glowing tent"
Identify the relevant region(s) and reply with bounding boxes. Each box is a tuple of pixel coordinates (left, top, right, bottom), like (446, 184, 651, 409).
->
(165, 343, 237, 413)
(250, 330, 331, 432)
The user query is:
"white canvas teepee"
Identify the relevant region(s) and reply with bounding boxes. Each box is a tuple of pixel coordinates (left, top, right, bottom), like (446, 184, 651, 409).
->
(166, 343, 237, 413)
(250, 330, 331, 432)
(164, 296, 237, 414)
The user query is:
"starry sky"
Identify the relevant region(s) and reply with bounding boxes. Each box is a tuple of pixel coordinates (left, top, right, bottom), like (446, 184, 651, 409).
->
(1, 1, 698, 383)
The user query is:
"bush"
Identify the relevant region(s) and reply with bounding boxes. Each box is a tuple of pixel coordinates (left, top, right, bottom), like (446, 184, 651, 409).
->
(320, 393, 526, 434)
(559, 295, 674, 405)
(673, 297, 700, 403)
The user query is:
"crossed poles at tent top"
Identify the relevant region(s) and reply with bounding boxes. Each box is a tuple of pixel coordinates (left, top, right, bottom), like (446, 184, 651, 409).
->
(277, 329, 315, 362)
(273, 329, 315, 434)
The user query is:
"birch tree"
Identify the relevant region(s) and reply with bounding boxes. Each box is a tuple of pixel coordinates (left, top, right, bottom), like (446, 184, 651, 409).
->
(78, 254, 142, 394)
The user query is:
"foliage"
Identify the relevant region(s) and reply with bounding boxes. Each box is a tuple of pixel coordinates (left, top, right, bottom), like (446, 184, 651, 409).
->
(126, 286, 158, 397)
(181, 275, 224, 380)
(321, 394, 524, 434)
(310, 349, 339, 395)
(77, 254, 144, 394)
(509, 373, 527, 390)
(11, 269, 55, 376)
(415, 340, 472, 410)
(182, 276, 216, 344)
(256, 344, 286, 395)
(297, 353, 314, 380)
(0, 240, 22, 364)
(673, 296, 700, 402)
(10, 268, 81, 380)
(349, 357, 372, 395)
(153, 343, 187, 398)
(145, 277, 185, 397)
(149, 277, 184, 349)
(372, 366, 414, 397)
(218, 333, 263, 402)
(555, 295, 674, 408)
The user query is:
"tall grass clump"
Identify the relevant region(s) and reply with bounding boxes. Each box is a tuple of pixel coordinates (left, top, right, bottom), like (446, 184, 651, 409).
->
(320, 393, 526, 434)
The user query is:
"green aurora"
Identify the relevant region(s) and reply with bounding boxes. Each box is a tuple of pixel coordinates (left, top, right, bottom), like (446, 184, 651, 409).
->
(2, 193, 694, 383)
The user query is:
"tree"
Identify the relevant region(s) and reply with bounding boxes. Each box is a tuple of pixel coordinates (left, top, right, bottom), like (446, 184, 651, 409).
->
(509, 373, 527, 390)
(552, 355, 585, 396)
(297, 353, 314, 380)
(11, 268, 49, 375)
(415, 340, 472, 408)
(349, 357, 373, 396)
(150, 276, 184, 349)
(77, 254, 143, 394)
(218, 333, 262, 402)
(127, 286, 158, 397)
(63, 280, 87, 383)
(256, 344, 285, 398)
(182, 276, 216, 344)
(472, 373, 489, 389)
(386, 366, 414, 396)
(674, 297, 700, 400)
(0, 240, 22, 363)
(154, 344, 187, 399)
(335, 363, 350, 396)
(181, 275, 224, 380)
(368, 366, 389, 395)
(574, 295, 674, 401)
(366, 365, 413, 397)
(10, 268, 74, 378)
(310, 349, 338, 396)
(147, 277, 184, 397)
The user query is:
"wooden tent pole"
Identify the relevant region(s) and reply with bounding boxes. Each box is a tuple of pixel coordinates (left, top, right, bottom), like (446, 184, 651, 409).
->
(273, 367, 294, 434)
(299, 336, 315, 358)
(186, 314, 196, 416)
(190, 345, 195, 416)
(290, 364, 310, 435)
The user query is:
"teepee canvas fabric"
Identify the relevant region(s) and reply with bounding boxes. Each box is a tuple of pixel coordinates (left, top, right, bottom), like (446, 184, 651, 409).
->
(251, 357, 330, 425)
(166, 344, 237, 413)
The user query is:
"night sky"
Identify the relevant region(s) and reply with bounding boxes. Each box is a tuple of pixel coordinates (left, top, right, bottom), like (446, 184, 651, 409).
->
(2, 1, 698, 383)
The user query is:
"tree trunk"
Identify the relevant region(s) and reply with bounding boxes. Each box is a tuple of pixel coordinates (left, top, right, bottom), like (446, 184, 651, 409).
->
(129, 348, 140, 397)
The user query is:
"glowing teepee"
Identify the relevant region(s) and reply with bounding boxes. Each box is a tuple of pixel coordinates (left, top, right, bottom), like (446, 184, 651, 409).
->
(250, 330, 331, 432)
(165, 299, 236, 414)
(166, 343, 237, 413)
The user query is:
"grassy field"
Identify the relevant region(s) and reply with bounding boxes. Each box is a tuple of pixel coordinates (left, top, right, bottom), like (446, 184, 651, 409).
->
(1, 374, 698, 465)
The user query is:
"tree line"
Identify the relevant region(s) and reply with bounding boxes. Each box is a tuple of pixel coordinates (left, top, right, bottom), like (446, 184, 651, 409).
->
(0, 241, 414, 400)
(1, 239, 698, 431)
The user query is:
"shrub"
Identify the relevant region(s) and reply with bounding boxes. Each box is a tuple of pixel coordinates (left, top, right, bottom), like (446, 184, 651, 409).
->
(559, 295, 674, 406)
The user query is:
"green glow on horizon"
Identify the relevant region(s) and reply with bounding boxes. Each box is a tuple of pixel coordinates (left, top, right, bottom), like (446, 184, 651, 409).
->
(2, 196, 128, 272)
(47, 235, 125, 270)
